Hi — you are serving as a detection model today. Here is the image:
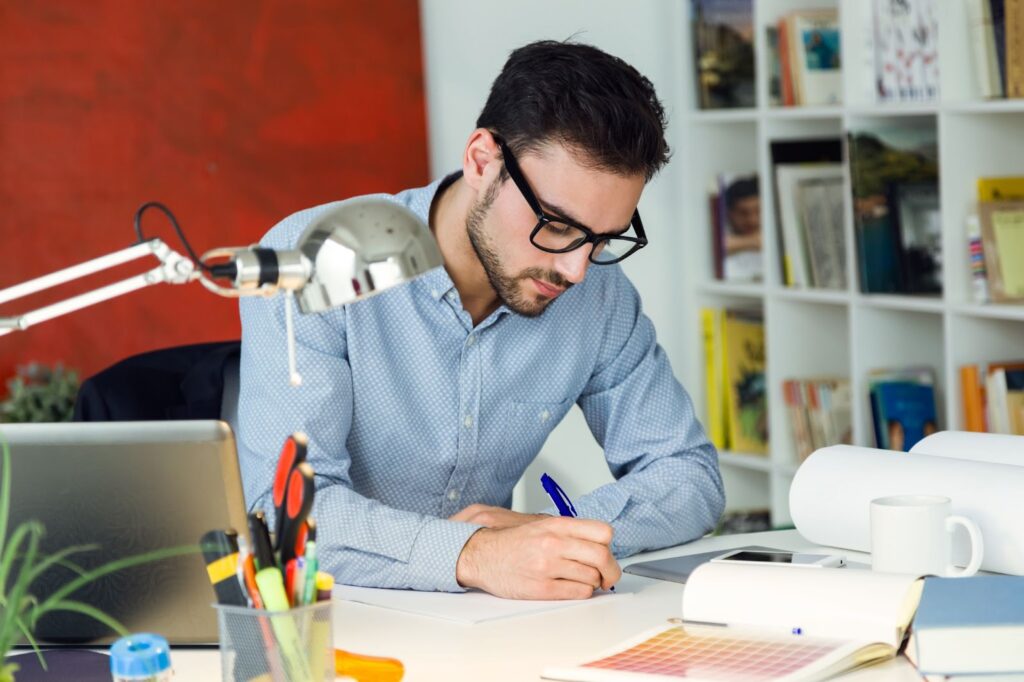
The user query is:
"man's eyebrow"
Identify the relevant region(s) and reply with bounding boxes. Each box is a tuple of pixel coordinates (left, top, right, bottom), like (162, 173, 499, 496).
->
(536, 195, 632, 236)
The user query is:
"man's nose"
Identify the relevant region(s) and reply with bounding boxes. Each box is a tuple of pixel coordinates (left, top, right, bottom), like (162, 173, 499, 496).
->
(555, 246, 591, 285)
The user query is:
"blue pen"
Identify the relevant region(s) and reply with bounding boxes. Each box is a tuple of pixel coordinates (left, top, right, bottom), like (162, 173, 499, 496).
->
(540, 472, 577, 517)
(540, 472, 615, 591)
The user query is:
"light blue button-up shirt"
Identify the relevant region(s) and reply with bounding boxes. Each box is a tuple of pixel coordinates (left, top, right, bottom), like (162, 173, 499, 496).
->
(237, 173, 724, 592)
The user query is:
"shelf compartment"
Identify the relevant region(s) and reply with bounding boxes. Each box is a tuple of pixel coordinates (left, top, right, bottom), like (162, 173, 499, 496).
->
(718, 450, 773, 472)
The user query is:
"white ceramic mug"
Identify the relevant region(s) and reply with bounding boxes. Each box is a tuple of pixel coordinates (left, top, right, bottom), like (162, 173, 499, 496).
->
(870, 494, 984, 577)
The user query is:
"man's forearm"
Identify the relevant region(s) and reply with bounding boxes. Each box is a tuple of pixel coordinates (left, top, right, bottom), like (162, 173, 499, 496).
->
(254, 484, 484, 592)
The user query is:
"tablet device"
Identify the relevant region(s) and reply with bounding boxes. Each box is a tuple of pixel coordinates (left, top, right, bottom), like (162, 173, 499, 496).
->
(623, 545, 785, 584)
(3, 420, 249, 645)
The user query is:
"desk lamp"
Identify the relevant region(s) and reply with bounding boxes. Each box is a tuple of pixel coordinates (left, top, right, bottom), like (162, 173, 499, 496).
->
(0, 197, 443, 385)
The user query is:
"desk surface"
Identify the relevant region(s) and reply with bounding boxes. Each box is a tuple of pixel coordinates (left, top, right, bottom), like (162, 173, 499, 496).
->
(170, 529, 924, 681)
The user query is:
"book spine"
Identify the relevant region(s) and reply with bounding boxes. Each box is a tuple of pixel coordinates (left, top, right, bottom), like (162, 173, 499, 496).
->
(991, 0, 1008, 93)
(968, 0, 1004, 98)
(960, 364, 986, 432)
(778, 17, 795, 106)
(967, 214, 990, 303)
(1007, 0, 1024, 97)
(702, 308, 726, 449)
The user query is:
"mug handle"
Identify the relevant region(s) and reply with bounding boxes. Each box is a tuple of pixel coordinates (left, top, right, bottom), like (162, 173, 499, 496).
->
(945, 515, 984, 577)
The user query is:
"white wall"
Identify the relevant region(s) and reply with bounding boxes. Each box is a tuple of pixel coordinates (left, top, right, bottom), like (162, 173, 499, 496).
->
(418, 0, 700, 510)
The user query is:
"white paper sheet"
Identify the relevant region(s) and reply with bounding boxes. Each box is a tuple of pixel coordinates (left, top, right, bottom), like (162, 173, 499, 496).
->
(789, 441, 1024, 575)
(334, 583, 628, 624)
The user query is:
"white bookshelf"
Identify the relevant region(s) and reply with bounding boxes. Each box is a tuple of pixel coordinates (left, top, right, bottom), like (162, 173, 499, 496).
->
(678, 0, 1024, 526)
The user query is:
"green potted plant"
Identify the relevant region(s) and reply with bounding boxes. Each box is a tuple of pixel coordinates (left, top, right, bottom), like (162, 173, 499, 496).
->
(0, 436, 196, 681)
(0, 364, 80, 424)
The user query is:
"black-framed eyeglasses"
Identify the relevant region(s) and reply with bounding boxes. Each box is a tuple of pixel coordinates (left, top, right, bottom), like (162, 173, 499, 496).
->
(494, 135, 648, 265)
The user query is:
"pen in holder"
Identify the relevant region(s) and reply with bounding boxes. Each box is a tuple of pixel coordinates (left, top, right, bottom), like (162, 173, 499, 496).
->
(215, 600, 333, 682)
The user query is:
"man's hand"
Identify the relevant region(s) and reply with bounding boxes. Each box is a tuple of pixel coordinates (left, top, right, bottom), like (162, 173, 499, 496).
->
(449, 503, 548, 529)
(455, 516, 621, 600)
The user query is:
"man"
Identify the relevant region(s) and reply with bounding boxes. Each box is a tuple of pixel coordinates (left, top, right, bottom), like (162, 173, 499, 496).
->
(237, 40, 724, 600)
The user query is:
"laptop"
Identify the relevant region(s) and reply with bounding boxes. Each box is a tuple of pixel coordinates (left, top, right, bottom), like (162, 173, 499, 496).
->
(2, 420, 249, 645)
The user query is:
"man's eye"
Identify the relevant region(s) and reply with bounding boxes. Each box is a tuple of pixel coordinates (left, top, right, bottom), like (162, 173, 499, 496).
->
(545, 222, 575, 236)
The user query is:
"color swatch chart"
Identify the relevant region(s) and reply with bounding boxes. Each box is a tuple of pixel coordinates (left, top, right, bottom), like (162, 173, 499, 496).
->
(579, 624, 842, 681)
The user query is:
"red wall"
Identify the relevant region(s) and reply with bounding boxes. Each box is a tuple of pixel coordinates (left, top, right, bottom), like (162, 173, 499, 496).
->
(0, 1, 429, 387)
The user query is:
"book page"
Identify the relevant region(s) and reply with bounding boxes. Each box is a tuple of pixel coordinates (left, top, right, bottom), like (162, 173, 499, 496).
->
(681, 562, 922, 647)
(542, 622, 888, 682)
(334, 583, 628, 624)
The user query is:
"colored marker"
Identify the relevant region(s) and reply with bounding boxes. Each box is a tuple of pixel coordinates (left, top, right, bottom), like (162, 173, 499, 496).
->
(301, 542, 319, 606)
(255, 567, 313, 682)
(199, 529, 247, 606)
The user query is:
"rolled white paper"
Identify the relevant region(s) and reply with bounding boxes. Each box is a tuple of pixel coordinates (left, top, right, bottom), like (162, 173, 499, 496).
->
(789, 442, 1024, 575)
(911, 430, 1024, 465)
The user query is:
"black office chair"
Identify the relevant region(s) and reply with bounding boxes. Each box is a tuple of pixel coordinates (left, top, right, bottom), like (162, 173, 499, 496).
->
(72, 341, 241, 425)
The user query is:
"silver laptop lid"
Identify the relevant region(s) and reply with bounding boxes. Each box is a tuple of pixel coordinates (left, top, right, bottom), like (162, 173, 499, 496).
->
(1, 420, 248, 645)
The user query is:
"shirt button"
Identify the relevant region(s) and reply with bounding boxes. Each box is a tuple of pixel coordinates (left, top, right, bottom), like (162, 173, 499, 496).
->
(447, 489, 460, 501)
(431, 289, 439, 298)
(463, 415, 473, 428)
(466, 335, 475, 346)
(540, 409, 550, 422)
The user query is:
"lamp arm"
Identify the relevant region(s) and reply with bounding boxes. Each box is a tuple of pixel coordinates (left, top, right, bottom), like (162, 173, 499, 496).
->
(0, 239, 197, 337)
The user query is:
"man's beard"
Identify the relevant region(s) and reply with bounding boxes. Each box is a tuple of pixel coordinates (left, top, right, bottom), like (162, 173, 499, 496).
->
(465, 178, 572, 318)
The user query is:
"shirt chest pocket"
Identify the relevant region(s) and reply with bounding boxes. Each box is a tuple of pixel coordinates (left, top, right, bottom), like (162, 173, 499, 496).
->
(493, 397, 574, 484)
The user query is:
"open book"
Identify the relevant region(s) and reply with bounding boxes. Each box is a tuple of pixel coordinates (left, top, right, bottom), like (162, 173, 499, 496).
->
(542, 562, 923, 682)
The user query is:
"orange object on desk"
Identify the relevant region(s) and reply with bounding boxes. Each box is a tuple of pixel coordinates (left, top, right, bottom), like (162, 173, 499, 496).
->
(335, 648, 405, 682)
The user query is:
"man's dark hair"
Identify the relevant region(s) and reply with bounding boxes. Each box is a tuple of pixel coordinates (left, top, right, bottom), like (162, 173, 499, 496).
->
(724, 176, 759, 209)
(476, 40, 670, 182)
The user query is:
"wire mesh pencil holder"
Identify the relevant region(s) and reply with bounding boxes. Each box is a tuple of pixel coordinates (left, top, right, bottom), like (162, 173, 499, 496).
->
(215, 601, 333, 682)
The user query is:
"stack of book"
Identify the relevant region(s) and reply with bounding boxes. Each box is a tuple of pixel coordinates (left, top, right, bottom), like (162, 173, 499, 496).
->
(769, 138, 847, 289)
(782, 378, 853, 462)
(869, 367, 938, 452)
(691, 0, 755, 109)
(708, 172, 762, 282)
(848, 123, 942, 295)
(702, 308, 767, 455)
(960, 360, 1024, 434)
(907, 576, 1024, 678)
(969, 176, 1024, 304)
(967, 0, 1024, 99)
(869, 0, 940, 102)
(767, 8, 841, 106)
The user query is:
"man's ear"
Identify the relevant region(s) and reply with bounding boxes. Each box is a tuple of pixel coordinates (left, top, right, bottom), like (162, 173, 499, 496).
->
(462, 128, 501, 192)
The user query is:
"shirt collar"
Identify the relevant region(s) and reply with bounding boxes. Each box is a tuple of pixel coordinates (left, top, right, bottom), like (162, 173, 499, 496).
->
(413, 171, 513, 324)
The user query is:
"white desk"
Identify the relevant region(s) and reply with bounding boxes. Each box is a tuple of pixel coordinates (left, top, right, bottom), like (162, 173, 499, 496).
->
(170, 529, 923, 681)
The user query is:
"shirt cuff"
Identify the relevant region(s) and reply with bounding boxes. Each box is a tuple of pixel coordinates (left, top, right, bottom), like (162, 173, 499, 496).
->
(405, 517, 484, 592)
(541, 483, 631, 524)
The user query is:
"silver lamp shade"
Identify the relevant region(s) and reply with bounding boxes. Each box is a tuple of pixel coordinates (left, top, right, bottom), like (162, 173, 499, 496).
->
(295, 196, 443, 314)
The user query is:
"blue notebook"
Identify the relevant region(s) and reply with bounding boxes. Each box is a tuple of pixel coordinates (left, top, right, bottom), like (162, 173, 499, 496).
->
(909, 576, 1024, 675)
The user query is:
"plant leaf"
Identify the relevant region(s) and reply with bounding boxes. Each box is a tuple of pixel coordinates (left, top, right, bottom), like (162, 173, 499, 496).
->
(23, 543, 99, 587)
(32, 544, 198, 624)
(0, 520, 42, 594)
(14, 616, 46, 671)
(0, 435, 11, 572)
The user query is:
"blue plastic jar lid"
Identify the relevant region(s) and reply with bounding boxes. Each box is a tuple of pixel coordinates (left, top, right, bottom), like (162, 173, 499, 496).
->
(110, 633, 172, 677)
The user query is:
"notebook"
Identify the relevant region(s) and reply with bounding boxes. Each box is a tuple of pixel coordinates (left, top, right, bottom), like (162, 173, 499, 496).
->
(543, 562, 923, 681)
(906, 576, 1024, 675)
